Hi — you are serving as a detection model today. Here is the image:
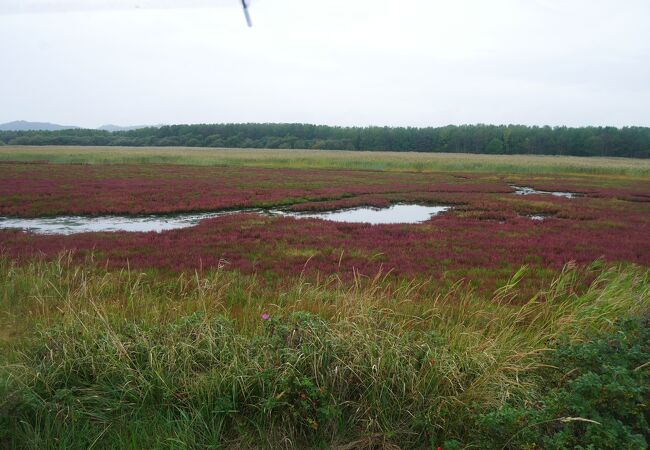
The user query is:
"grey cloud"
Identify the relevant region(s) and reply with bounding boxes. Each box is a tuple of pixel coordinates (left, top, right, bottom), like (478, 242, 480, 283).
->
(0, 0, 648, 128)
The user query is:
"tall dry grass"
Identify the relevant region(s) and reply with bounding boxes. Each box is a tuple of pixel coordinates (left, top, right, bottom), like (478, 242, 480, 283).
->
(1, 256, 648, 448)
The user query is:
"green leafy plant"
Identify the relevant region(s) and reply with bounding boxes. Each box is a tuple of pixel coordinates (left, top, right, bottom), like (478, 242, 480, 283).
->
(476, 317, 650, 449)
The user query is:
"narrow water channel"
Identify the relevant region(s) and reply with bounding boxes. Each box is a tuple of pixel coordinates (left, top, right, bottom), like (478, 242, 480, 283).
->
(0, 204, 450, 235)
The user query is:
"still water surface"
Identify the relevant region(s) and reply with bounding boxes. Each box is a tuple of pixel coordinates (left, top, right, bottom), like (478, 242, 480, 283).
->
(511, 185, 578, 198)
(277, 204, 449, 224)
(0, 212, 237, 235)
(0, 204, 450, 235)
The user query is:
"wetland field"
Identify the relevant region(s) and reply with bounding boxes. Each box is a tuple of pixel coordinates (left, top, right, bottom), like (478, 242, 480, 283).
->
(1, 147, 649, 449)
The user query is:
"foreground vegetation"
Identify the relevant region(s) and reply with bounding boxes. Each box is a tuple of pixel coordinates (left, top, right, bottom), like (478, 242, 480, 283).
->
(1, 123, 649, 157)
(2, 146, 650, 176)
(1, 257, 648, 448)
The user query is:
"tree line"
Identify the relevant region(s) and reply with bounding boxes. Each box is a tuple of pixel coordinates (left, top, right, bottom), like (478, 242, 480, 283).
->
(1, 123, 649, 157)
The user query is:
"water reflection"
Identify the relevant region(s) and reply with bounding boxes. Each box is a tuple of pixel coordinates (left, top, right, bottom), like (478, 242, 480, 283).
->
(511, 185, 578, 198)
(0, 211, 241, 235)
(275, 204, 450, 225)
(0, 204, 450, 234)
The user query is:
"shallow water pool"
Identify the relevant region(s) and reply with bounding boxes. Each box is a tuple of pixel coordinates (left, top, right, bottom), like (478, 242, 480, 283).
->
(511, 185, 578, 198)
(276, 204, 450, 225)
(0, 204, 450, 234)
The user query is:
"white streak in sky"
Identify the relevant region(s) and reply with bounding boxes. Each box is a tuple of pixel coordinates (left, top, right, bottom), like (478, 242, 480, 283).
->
(0, 0, 233, 14)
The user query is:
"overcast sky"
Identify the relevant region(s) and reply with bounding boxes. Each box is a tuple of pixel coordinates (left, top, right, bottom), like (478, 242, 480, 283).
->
(1, 0, 649, 128)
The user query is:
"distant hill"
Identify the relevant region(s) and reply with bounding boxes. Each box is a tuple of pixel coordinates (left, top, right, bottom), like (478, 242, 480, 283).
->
(0, 121, 80, 131)
(98, 124, 154, 132)
(0, 121, 157, 133)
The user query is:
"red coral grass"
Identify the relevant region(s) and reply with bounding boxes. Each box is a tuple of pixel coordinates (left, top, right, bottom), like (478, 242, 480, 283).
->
(1, 163, 648, 288)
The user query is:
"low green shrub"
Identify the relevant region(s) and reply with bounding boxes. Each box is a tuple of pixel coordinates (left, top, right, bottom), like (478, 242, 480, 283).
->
(476, 317, 650, 449)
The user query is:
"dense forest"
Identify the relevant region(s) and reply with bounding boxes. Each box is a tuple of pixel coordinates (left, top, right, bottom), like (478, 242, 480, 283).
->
(1, 123, 649, 157)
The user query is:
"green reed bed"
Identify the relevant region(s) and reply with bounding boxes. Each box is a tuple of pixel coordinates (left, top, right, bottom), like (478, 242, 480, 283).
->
(2, 146, 650, 177)
(1, 256, 648, 449)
